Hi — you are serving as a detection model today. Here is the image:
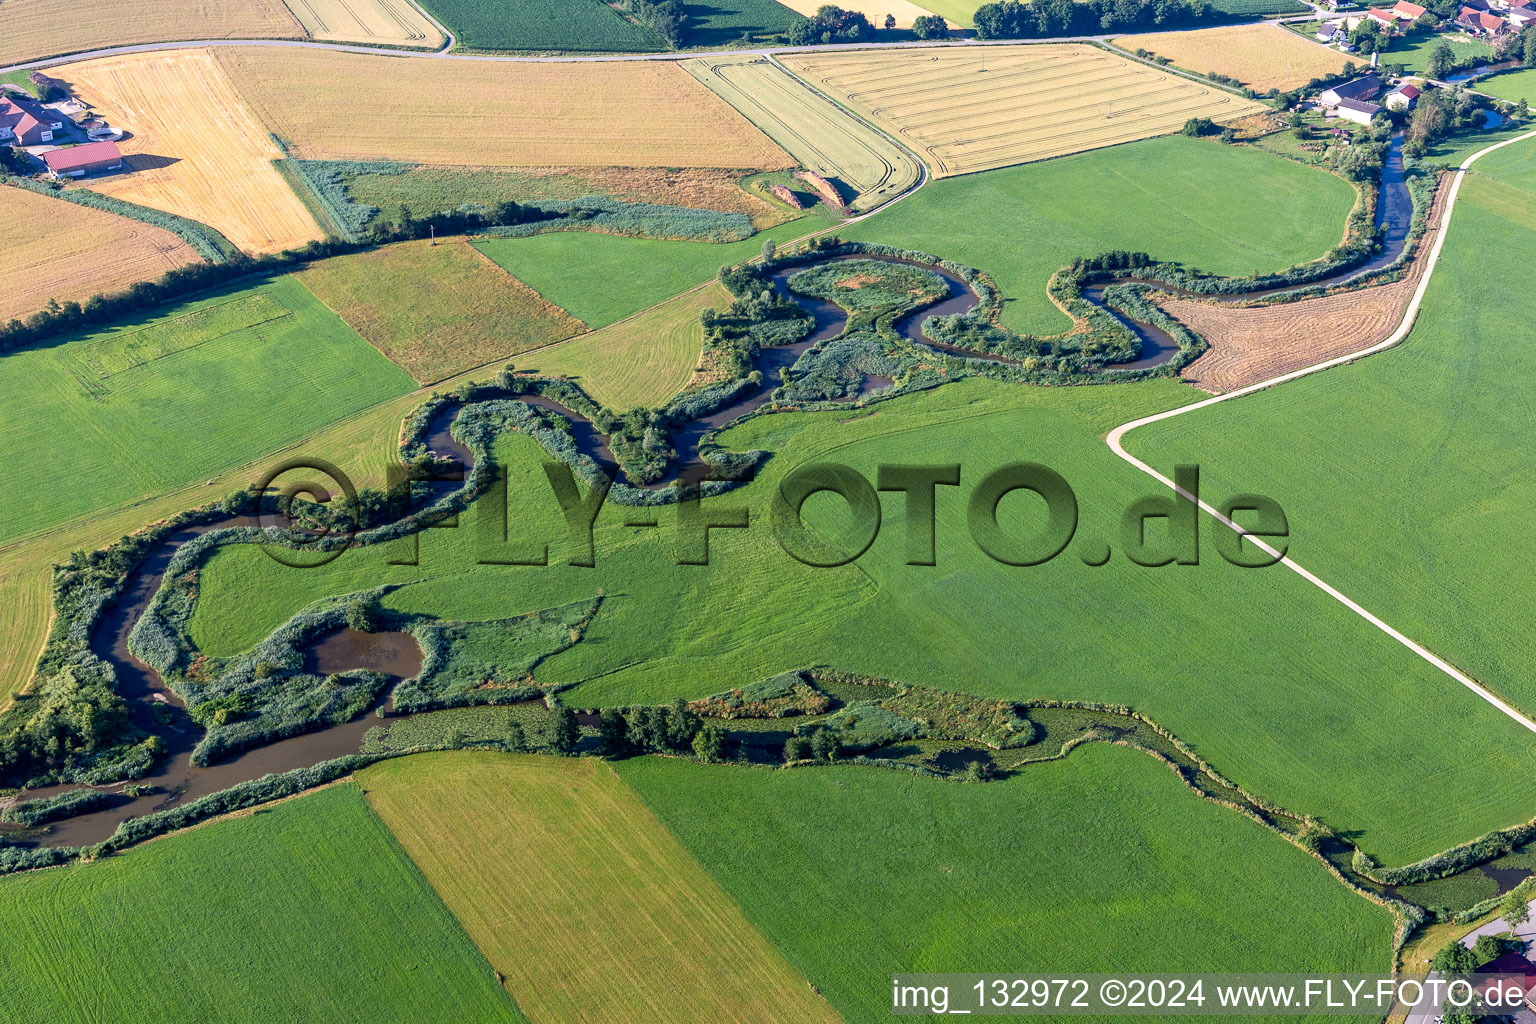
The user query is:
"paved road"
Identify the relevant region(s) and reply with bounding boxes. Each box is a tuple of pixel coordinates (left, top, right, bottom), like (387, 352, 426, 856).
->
(1404, 895, 1536, 1024)
(1107, 127, 1536, 735)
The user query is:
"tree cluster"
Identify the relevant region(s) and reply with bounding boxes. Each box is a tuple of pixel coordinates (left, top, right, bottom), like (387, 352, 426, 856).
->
(973, 0, 1219, 39)
(624, 0, 690, 47)
(1403, 85, 1478, 159)
(787, 5, 875, 45)
(598, 699, 719, 758)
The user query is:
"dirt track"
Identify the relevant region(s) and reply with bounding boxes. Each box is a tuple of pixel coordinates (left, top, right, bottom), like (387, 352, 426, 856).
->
(1172, 182, 1449, 394)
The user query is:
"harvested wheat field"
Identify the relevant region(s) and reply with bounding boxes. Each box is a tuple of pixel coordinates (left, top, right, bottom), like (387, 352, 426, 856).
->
(520, 283, 727, 409)
(1112, 23, 1351, 92)
(0, 185, 199, 323)
(685, 56, 920, 211)
(775, 0, 946, 28)
(0, 0, 302, 66)
(55, 50, 322, 255)
(781, 45, 1265, 177)
(296, 238, 587, 383)
(279, 0, 444, 45)
(360, 752, 843, 1024)
(1172, 188, 1447, 392)
(215, 48, 793, 169)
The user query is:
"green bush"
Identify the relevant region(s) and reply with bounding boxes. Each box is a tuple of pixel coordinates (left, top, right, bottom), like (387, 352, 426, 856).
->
(0, 787, 114, 826)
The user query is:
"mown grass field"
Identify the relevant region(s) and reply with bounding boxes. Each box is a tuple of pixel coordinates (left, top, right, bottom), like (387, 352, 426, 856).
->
(518, 283, 726, 410)
(0, 274, 413, 544)
(281, 0, 444, 45)
(218, 48, 792, 169)
(1478, 67, 1536, 104)
(618, 746, 1393, 1022)
(415, 0, 663, 50)
(360, 752, 842, 1024)
(0, 184, 199, 324)
(0, 783, 523, 1024)
(1128, 145, 1536, 730)
(185, 373, 1536, 865)
(296, 238, 587, 383)
(472, 209, 837, 329)
(0, 0, 302, 65)
(846, 135, 1357, 335)
(781, 45, 1266, 177)
(685, 55, 921, 211)
(1115, 23, 1350, 91)
(58, 50, 323, 255)
(1383, 30, 1495, 74)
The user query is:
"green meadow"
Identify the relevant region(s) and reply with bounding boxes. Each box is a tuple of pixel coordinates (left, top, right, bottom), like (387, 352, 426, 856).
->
(183, 374, 1536, 864)
(846, 136, 1358, 335)
(1385, 31, 1495, 75)
(472, 210, 838, 329)
(0, 274, 414, 542)
(1478, 67, 1536, 105)
(1128, 147, 1536, 721)
(617, 745, 1392, 1023)
(0, 784, 523, 1024)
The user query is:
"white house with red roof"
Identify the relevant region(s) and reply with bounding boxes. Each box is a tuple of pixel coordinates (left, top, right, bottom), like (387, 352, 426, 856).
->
(0, 94, 65, 146)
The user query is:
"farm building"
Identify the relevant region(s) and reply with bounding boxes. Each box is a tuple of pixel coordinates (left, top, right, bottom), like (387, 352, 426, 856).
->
(1392, 0, 1427, 16)
(1365, 7, 1401, 28)
(1508, 6, 1536, 24)
(1333, 97, 1384, 124)
(1320, 75, 1384, 105)
(1457, 6, 1514, 32)
(0, 94, 65, 145)
(1384, 83, 1421, 109)
(42, 141, 124, 179)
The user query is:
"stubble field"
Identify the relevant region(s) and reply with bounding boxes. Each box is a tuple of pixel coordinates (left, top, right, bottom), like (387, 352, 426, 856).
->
(55, 50, 324, 254)
(280, 0, 445, 45)
(1112, 23, 1351, 91)
(518, 282, 727, 410)
(0, 185, 199, 324)
(295, 238, 588, 383)
(360, 752, 843, 1024)
(0, 0, 302, 66)
(685, 55, 921, 211)
(215, 48, 794, 169)
(780, 45, 1266, 176)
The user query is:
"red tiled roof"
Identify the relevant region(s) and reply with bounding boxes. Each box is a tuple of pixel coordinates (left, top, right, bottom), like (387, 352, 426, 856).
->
(42, 141, 122, 173)
(1395, 84, 1422, 98)
(1392, 0, 1427, 16)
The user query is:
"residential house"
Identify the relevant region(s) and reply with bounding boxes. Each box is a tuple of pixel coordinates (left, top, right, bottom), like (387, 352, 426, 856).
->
(1320, 74, 1385, 106)
(1507, 6, 1536, 24)
(0, 94, 66, 146)
(42, 140, 123, 179)
(1317, 0, 1359, 9)
(1317, 19, 1345, 40)
(1334, 97, 1385, 124)
(1384, 83, 1421, 109)
(1457, 5, 1513, 33)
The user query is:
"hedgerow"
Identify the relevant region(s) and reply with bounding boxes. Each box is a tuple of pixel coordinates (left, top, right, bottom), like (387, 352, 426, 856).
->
(3, 177, 238, 263)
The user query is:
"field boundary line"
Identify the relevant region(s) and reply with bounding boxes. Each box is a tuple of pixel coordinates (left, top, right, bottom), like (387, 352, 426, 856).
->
(1107, 128, 1536, 736)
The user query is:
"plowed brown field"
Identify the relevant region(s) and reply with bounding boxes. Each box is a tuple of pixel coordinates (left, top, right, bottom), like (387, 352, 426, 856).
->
(1172, 185, 1449, 393)
(0, 185, 199, 323)
(215, 48, 794, 169)
(55, 50, 324, 255)
(780, 44, 1264, 176)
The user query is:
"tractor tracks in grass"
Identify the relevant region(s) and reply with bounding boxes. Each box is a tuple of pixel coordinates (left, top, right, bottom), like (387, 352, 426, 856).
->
(1106, 128, 1536, 736)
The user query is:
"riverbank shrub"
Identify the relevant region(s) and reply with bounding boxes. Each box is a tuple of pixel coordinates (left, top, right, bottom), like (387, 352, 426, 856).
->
(0, 788, 115, 826)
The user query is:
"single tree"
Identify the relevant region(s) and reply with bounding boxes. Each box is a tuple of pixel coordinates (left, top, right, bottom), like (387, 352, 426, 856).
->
(505, 721, 527, 753)
(884, 12, 895, 28)
(346, 597, 379, 633)
(597, 708, 629, 756)
(1428, 40, 1456, 79)
(784, 735, 813, 762)
(809, 726, 841, 762)
(550, 707, 580, 753)
(665, 697, 701, 749)
(1501, 875, 1536, 928)
(1430, 940, 1479, 974)
(760, 237, 776, 261)
(691, 722, 727, 762)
